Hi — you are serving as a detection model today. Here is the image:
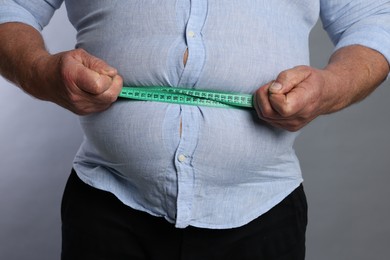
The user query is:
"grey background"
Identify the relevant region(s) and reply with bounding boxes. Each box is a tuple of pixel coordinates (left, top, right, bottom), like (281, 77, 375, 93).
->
(1, 5, 389, 260)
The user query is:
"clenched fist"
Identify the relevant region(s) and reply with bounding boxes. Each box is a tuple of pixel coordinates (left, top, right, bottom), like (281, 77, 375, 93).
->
(254, 65, 331, 132)
(33, 48, 123, 115)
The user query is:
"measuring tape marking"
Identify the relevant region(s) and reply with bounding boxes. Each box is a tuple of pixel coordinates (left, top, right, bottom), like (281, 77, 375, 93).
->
(119, 86, 254, 109)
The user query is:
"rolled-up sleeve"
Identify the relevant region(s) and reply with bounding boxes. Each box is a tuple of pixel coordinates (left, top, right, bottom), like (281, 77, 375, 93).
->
(320, 0, 390, 65)
(0, 0, 63, 31)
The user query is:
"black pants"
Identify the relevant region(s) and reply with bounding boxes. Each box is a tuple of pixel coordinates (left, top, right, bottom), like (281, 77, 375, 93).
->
(61, 169, 307, 260)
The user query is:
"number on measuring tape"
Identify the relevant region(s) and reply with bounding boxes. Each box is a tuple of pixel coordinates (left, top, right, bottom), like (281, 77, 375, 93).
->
(119, 86, 254, 109)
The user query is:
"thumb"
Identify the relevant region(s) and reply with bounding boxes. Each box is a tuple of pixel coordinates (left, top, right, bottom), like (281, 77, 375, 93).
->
(267, 81, 288, 115)
(267, 82, 286, 113)
(268, 66, 312, 95)
(268, 81, 284, 94)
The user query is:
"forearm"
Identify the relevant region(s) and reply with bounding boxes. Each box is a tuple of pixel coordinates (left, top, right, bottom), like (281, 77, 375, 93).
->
(0, 22, 123, 115)
(0, 22, 53, 99)
(323, 45, 390, 114)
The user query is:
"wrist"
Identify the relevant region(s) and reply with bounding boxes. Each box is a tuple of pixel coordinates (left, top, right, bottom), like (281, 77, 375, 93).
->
(320, 66, 351, 114)
(321, 45, 389, 114)
(19, 50, 58, 101)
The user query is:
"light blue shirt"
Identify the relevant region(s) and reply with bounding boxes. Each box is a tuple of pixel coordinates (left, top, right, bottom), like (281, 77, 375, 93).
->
(1, 0, 390, 229)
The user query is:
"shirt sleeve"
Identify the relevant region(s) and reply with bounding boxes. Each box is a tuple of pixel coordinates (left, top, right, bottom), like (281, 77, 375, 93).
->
(320, 0, 390, 65)
(0, 0, 64, 31)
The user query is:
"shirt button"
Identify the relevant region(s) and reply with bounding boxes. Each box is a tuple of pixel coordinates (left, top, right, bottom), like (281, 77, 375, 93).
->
(187, 31, 196, 38)
(178, 154, 187, 162)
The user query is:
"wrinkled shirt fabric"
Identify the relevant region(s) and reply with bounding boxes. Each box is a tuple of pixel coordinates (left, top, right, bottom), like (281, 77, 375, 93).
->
(1, 0, 389, 228)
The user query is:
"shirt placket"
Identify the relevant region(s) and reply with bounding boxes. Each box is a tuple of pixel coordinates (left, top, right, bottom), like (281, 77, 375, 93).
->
(177, 0, 207, 88)
(174, 0, 208, 228)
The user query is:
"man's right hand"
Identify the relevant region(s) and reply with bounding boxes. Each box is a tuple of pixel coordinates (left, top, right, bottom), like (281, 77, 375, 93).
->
(0, 23, 123, 115)
(33, 48, 123, 115)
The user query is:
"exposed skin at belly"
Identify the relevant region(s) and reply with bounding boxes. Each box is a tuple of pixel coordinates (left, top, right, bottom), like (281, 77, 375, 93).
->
(179, 48, 189, 137)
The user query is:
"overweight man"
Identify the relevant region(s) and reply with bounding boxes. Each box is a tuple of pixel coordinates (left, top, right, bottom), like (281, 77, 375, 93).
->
(0, 0, 389, 259)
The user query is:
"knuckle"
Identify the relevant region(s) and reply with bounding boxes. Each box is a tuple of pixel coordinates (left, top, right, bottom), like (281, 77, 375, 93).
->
(110, 93, 119, 103)
(95, 75, 111, 92)
(105, 91, 118, 103)
(294, 65, 310, 71)
(289, 125, 302, 132)
(74, 48, 86, 55)
(114, 75, 124, 88)
(93, 59, 107, 68)
(277, 70, 290, 82)
(278, 105, 294, 117)
(68, 93, 82, 104)
(278, 109, 289, 117)
(285, 123, 301, 132)
(73, 103, 97, 116)
(74, 110, 88, 116)
(277, 65, 313, 85)
(258, 104, 273, 119)
(91, 81, 103, 94)
(71, 48, 88, 61)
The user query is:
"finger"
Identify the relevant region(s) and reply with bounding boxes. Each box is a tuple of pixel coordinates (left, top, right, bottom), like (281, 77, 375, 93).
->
(255, 82, 300, 120)
(268, 120, 305, 132)
(269, 66, 312, 95)
(76, 49, 118, 77)
(73, 66, 114, 95)
(65, 74, 123, 115)
(270, 79, 315, 118)
(92, 74, 123, 104)
(268, 66, 314, 118)
(254, 82, 283, 120)
(254, 87, 309, 131)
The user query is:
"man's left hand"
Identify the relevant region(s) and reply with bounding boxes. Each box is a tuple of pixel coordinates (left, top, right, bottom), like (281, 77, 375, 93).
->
(254, 65, 335, 131)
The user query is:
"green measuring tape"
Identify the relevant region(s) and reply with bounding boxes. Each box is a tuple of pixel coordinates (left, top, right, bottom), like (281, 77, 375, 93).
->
(119, 86, 254, 109)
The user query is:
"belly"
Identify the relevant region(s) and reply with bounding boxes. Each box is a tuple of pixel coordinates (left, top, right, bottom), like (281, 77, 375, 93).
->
(78, 100, 181, 178)
(78, 100, 299, 183)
